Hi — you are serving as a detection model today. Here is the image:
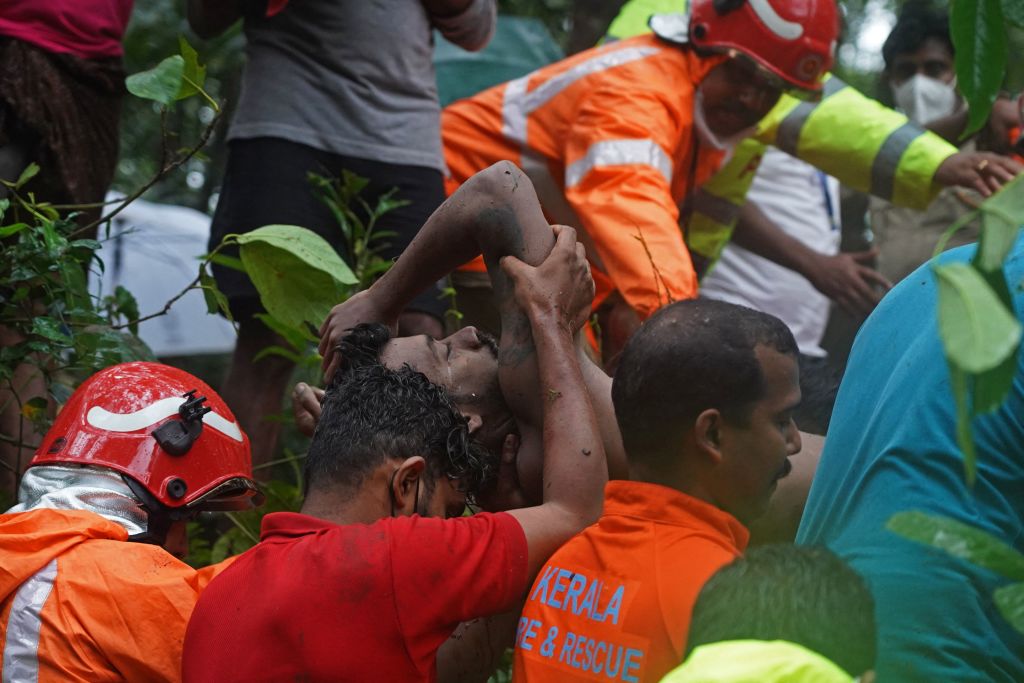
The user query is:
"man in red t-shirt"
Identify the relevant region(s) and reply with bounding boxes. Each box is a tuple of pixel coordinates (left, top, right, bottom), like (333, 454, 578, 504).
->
(513, 298, 803, 683)
(183, 216, 608, 682)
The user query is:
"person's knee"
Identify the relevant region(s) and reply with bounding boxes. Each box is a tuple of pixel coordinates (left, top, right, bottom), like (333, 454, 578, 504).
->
(473, 160, 526, 199)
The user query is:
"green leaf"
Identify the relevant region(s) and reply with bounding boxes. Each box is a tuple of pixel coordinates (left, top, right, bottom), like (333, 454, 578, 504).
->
(206, 253, 246, 272)
(254, 312, 318, 350)
(125, 55, 185, 106)
(176, 36, 207, 100)
(340, 169, 370, 198)
(974, 349, 1017, 414)
(15, 163, 39, 189)
(31, 318, 71, 344)
(199, 267, 233, 321)
(887, 511, 1024, 581)
(949, 363, 979, 485)
(113, 286, 141, 336)
(951, 0, 1009, 136)
(1001, 0, 1024, 28)
(253, 345, 303, 364)
(975, 175, 1024, 272)
(21, 396, 48, 421)
(236, 225, 356, 330)
(995, 582, 1024, 635)
(0, 223, 28, 238)
(934, 262, 1022, 374)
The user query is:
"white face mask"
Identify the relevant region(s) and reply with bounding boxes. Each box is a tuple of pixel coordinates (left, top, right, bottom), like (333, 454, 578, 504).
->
(891, 74, 958, 126)
(693, 89, 758, 156)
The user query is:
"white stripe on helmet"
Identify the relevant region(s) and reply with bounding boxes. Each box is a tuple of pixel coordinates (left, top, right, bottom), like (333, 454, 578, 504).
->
(86, 397, 243, 442)
(748, 0, 804, 40)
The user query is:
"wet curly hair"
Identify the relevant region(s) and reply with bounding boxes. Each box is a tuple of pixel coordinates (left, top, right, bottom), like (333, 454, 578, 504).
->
(307, 324, 494, 501)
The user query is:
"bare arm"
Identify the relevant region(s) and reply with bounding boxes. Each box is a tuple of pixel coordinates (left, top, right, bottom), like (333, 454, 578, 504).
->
(318, 162, 627, 495)
(435, 229, 606, 683)
(436, 612, 519, 683)
(732, 201, 892, 317)
(423, 0, 496, 52)
(499, 227, 606, 574)
(186, 0, 245, 39)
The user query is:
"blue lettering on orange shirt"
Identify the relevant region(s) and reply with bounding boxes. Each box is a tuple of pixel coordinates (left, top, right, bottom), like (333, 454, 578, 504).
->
(528, 565, 626, 624)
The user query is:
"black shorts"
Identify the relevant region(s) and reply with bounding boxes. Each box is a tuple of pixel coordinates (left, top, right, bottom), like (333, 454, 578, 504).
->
(208, 137, 447, 320)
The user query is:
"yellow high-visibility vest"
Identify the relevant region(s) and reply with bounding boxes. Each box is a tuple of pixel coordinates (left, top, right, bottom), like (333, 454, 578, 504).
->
(659, 640, 855, 683)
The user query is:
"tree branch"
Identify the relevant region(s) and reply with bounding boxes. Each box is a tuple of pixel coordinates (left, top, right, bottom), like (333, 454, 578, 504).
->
(70, 108, 224, 240)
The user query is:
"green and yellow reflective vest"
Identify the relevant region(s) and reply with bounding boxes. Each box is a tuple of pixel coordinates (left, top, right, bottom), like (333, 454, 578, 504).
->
(607, 0, 958, 266)
(658, 640, 855, 683)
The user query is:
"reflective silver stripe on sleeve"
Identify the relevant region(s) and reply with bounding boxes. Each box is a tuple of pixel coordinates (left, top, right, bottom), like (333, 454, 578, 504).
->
(870, 122, 924, 200)
(501, 45, 661, 146)
(687, 188, 741, 225)
(565, 139, 673, 188)
(774, 76, 849, 157)
(3, 559, 58, 683)
(500, 75, 531, 145)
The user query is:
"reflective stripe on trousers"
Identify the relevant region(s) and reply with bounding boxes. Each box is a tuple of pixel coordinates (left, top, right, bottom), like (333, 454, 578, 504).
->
(3, 559, 57, 683)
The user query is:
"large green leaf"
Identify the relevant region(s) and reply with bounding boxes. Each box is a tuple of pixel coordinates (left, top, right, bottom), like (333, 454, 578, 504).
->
(934, 262, 1022, 374)
(975, 174, 1024, 272)
(176, 36, 207, 101)
(971, 265, 1020, 417)
(951, 0, 1009, 136)
(125, 55, 185, 106)
(1001, 0, 1024, 28)
(995, 582, 1024, 635)
(236, 225, 355, 331)
(887, 511, 1024, 581)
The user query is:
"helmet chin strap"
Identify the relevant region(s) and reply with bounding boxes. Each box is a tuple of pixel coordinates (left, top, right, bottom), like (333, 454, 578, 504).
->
(122, 475, 192, 547)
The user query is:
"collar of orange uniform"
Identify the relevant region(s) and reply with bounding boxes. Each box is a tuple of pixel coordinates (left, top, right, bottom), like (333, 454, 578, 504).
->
(649, 30, 729, 89)
(602, 480, 749, 550)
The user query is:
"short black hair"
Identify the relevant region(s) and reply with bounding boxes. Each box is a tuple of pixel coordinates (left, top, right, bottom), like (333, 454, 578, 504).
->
(687, 544, 877, 677)
(793, 355, 841, 436)
(882, 1, 952, 70)
(307, 324, 493, 498)
(611, 299, 797, 473)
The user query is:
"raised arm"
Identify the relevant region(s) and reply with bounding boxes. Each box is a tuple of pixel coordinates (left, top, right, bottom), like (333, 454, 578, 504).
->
(319, 162, 553, 373)
(434, 228, 606, 682)
(498, 226, 606, 574)
(318, 162, 626, 497)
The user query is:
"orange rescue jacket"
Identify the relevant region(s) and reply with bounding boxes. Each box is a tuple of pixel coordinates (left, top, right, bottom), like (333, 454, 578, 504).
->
(443, 34, 727, 319)
(0, 508, 232, 682)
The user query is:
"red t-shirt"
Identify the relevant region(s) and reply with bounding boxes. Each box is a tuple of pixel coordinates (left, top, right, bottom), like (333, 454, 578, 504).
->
(183, 510, 529, 683)
(0, 0, 133, 59)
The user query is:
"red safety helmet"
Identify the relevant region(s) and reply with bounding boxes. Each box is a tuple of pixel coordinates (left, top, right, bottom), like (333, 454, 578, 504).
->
(31, 362, 262, 515)
(689, 0, 839, 94)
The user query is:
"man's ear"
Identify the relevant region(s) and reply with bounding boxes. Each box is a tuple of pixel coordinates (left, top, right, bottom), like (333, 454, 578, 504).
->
(462, 411, 484, 436)
(694, 408, 724, 465)
(391, 456, 426, 515)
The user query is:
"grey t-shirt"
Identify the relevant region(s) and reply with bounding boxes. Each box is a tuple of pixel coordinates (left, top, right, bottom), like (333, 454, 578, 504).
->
(229, 0, 495, 171)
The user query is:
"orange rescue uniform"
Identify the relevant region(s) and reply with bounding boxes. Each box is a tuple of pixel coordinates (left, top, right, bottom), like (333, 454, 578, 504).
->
(512, 481, 748, 683)
(443, 34, 727, 319)
(0, 508, 233, 682)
